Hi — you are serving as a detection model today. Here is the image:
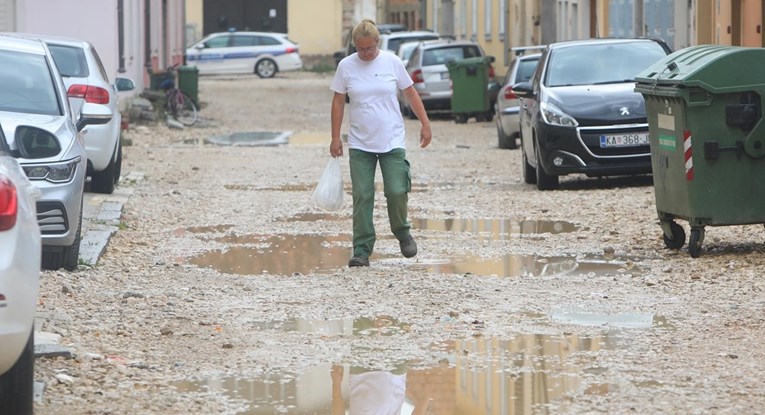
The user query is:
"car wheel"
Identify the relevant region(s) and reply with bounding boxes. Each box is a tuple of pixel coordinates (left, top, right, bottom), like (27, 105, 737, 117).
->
(534, 143, 559, 190)
(0, 330, 34, 415)
(90, 142, 121, 194)
(497, 123, 517, 150)
(255, 59, 277, 78)
(454, 114, 468, 124)
(522, 145, 536, 184)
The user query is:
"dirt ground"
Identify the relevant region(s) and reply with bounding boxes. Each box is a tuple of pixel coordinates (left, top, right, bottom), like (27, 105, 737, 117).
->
(34, 71, 765, 414)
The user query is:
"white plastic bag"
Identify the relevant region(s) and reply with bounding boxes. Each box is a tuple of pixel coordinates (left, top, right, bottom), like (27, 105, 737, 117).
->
(311, 157, 345, 211)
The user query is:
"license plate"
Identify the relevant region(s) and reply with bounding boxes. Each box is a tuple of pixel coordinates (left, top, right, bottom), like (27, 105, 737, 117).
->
(599, 132, 649, 148)
(440, 72, 449, 80)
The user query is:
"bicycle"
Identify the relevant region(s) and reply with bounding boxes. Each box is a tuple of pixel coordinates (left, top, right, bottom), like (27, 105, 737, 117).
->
(159, 64, 197, 126)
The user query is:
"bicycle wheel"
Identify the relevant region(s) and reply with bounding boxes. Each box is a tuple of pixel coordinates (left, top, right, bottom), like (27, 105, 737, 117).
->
(174, 91, 197, 126)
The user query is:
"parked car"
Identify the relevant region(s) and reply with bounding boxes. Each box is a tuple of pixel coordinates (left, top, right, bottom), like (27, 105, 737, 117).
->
(380, 30, 440, 55)
(495, 47, 544, 149)
(0, 151, 40, 414)
(186, 31, 303, 78)
(401, 39, 498, 117)
(0, 34, 112, 270)
(28, 34, 134, 194)
(513, 38, 672, 190)
(333, 23, 410, 66)
(395, 40, 421, 66)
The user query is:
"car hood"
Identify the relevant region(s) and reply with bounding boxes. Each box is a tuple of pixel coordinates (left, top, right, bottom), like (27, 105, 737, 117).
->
(0, 111, 76, 162)
(546, 83, 646, 125)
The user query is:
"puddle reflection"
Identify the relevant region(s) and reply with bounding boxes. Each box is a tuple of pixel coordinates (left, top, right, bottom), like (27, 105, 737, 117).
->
(171, 332, 617, 414)
(186, 232, 638, 277)
(413, 218, 578, 238)
(252, 316, 411, 337)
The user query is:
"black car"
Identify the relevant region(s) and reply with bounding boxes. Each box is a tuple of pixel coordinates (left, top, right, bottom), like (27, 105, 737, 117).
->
(512, 38, 672, 190)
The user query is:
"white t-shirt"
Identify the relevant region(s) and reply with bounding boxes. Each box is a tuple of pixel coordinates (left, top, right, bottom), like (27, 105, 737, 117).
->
(348, 370, 406, 415)
(330, 50, 414, 153)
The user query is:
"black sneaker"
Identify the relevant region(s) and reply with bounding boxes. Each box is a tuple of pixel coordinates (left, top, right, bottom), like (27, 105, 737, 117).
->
(348, 256, 369, 267)
(399, 235, 417, 258)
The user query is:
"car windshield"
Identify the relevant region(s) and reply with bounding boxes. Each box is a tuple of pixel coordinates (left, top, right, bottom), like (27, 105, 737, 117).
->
(422, 45, 481, 66)
(0, 49, 61, 115)
(387, 35, 438, 52)
(47, 44, 90, 78)
(546, 41, 667, 87)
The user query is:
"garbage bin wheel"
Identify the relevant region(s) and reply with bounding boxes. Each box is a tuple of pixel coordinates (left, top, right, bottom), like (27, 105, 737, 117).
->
(483, 111, 494, 122)
(662, 221, 686, 250)
(689, 228, 704, 258)
(454, 114, 468, 124)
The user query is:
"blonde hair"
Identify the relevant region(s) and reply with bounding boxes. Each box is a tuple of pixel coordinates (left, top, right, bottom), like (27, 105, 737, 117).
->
(352, 19, 380, 44)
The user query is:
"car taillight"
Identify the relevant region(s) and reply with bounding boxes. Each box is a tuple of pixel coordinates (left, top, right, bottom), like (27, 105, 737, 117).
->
(285, 46, 298, 54)
(411, 69, 423, 83)
(489, 64, 495, 79)
(0, 176, 18, 231)
(67, 84, 110, 105)
(504, 86, 516, 100)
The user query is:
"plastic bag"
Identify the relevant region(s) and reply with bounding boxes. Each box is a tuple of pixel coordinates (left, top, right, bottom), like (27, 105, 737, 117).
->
(311, 157, 345, 211)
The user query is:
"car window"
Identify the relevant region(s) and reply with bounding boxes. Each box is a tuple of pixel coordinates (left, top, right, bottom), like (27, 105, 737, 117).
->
(204, 35, 230, 48)
(387, 35, 438, 53)
(257, 36, 281, 46)
(47, 45, 89, 78)
(422, 46, 480, 66)
(407, 47, 421, 69)
(546, 41, 667, 87)
(516, 58, 539, 83)
(232, 35, 258, 46)
(0, 50, 61, 115)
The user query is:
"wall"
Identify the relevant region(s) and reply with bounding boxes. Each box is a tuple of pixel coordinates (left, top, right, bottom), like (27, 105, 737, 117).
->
(289, 0, 343, 56)
(186, 0, 203, 46)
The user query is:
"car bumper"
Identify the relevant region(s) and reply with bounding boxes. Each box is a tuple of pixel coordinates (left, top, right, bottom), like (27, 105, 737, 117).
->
(27, 158, 86, 247)
(277, 54, 303, 72)
(83, 113, 120, 172)
(536, 122, 652, 177)
(498, 106, 520, 136)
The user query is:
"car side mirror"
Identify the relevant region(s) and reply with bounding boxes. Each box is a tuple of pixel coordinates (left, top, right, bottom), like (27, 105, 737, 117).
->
(512, 81, 534, 99)
(15, 126, 62, 159)
(195, 43, 205, 50)
(114, 77, 135, 92)
(76, 102, 113, 132)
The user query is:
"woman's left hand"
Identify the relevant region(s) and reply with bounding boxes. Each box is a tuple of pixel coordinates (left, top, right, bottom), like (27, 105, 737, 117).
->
(420, 124, 432, 148)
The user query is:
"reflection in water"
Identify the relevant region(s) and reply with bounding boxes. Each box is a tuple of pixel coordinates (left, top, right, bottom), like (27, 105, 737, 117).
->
(224, 183, 315, 192)
(172, 332, 616, 414)
(186, 231, 638, 277)
(412, 218, 578, 238)
(278, 213, 344, 222)
(551, 310, 657, 329)
(252, 316, 411, 337)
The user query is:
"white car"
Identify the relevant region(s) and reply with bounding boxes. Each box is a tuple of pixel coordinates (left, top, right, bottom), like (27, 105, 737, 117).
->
(186, 31, 303, 78)
(31, 34, 135, 194)
(0, 152, 41, 413)
(495, 49, 542, 149)
(0, 34, 112, 270)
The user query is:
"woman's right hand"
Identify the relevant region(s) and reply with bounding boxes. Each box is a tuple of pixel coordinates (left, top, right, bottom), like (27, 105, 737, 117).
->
(330, 137, 343, 157)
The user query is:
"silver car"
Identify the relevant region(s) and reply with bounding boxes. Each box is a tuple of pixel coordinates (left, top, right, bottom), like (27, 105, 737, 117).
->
(0, 152, 40, 413)
(0, 34, 112, 270)
(495, 49, 542, 149)
(35, 35, 135, 194)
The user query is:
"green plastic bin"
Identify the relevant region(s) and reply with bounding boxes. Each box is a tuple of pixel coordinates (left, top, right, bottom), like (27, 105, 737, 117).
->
(177, 65, 200, 106)
(635, 45, 765, 257)
(446, 56, 493, 124)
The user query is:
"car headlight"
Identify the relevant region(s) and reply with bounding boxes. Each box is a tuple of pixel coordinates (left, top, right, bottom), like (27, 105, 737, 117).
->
(541, 101, 578, 127)
(22, 157, 80, 183)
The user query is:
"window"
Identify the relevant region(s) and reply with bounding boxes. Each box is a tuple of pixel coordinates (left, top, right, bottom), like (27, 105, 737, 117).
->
(485, 0, 492, 40)
(432, 0, 439, 32)
(232, 35, 257, 46)
(516, 58, 540, 83)
(47, 45, 89, 78)
(0, 50, 61, 116)
(471, 0, 477, 40)
(499, 0, 506, 40)
(422, 46, 481, 66)
(258, 36, 281, 46)
(460, 0, 467, 37)
(205, 35, 230, 48)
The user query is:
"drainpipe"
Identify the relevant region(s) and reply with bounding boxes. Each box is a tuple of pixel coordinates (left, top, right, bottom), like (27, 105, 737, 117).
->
(118, 0, 126, 73)
(145, 0, 152, 75)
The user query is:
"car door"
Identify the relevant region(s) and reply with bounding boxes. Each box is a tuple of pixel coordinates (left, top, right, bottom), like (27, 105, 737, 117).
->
(520, 51, 547, 166)
(192, 34, 231, 74)
(226, 34, 260, 74)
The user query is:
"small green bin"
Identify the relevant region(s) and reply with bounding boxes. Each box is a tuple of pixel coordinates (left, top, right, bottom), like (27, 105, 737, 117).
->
(177, 65, 200, 106)
(446, 56, 493, 124)
(635, 45, 765, 257)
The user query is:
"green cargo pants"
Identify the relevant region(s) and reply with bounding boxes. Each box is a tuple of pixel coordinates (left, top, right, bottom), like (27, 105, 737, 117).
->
(349, 148, 412, 258)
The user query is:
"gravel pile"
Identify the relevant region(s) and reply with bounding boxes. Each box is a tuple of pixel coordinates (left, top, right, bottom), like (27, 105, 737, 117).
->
(34, 71, 765, 414)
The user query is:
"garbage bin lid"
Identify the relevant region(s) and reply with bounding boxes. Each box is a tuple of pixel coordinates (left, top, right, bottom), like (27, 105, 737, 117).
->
(445, 56, 490, 69)
(635, 45, 765, 94)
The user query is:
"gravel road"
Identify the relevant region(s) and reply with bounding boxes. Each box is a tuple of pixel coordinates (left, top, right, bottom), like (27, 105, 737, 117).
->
(34, 71, 765, 414)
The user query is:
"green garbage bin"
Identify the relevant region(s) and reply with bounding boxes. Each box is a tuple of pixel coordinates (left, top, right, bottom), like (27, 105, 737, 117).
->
(177, 65, 200, 107)
(446, 56, 493, 124)
(635, 45, 765, 257)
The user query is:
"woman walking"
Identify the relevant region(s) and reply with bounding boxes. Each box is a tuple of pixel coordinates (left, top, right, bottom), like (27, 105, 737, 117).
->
(329, 19, 432, 267)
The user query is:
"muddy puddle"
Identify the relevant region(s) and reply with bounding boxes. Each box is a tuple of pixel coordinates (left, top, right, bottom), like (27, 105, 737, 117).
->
(171, 330, 626, 414)
(412, 218, 578, 238)
(186, 231, 638, 277)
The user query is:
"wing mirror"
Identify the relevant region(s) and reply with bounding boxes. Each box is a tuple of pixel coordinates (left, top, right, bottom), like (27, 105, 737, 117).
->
(76, 102, 113, 132)
(511, 81, 534, 99)
(115, 77, 135, 92)
(15, 126, 62, 159)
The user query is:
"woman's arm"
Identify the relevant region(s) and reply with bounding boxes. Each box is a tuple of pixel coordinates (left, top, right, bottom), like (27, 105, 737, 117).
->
(330, 92, 346, 157)
(402, 86, 432, 148)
